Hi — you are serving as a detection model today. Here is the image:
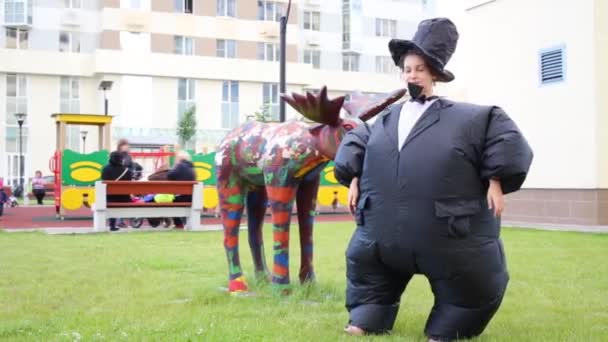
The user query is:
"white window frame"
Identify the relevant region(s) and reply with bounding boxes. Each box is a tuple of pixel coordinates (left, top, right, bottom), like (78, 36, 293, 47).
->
(5, 27, 28, 49)
(174, 35, 194, 55)
(5, 73, 28, 187)
(257, 0, 283, 22)
(59, 31, 81, 53)
(178, 78, 196, 120)
(216, 39, 236, 58)
(257, 42, 280, 61)
(375, 18, 396, 37)
(174, 0, 193, 14)
(375, 56, 395, 74)
(221, 80, 239, 129)
(4, 0, 32, 25)
(60, 76, 80, 114)
(262, 83, 279, 121)
(303, 11, 320, 31)
(217, 0, 236, 17)
(120, 0, 146, 9)
(64, 0, 82, 8)
(303, 49, 320, 69)
(342, 53, 360, 72)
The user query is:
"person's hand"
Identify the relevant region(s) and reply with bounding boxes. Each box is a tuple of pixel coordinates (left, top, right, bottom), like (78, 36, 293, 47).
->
(487, 178, 504, 217)
(348, 177, 359, 215)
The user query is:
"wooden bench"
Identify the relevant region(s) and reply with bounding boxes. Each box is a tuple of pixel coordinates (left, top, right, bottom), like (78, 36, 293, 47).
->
(93, 180, 203, 232)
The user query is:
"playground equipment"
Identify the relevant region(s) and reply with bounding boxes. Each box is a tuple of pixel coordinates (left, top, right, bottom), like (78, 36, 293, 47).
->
(50, 114, 113, 219)
(49, 114, 350, 220)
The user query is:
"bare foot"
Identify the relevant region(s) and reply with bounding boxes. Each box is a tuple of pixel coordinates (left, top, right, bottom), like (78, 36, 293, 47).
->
(344, 325, 365, 336)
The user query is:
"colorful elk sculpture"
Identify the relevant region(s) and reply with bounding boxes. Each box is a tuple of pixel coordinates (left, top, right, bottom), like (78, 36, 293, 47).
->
(216, 86, 407, 293)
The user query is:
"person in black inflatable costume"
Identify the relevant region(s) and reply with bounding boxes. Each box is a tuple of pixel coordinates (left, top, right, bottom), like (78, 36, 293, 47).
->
(334, 18, 533, 341)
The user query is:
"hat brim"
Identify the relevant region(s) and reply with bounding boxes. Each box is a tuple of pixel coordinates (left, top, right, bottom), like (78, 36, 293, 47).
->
(389, 39, 455, 82)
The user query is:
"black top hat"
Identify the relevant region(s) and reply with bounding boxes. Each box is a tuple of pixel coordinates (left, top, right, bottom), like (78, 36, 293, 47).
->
(389, 17, 459, 82)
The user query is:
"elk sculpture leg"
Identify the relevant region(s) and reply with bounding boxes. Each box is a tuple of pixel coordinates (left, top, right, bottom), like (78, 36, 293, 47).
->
(265, 182, 297, 294)
(245, 187, 270, 281)
(217, 173, 248, 293)
(296, 174, 321, 283)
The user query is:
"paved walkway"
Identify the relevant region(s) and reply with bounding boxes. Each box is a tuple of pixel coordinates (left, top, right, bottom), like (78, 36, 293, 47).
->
(2, 205, 607, 234)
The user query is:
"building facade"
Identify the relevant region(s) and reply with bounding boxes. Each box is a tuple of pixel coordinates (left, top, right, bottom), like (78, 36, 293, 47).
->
(0, 0, 435, 186)
(452, 0, 608, 225)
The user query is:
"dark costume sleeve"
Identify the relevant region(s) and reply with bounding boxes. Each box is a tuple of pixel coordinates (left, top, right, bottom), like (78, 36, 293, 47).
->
(480, 107, 533, 194)
(334, 123, 371, 187)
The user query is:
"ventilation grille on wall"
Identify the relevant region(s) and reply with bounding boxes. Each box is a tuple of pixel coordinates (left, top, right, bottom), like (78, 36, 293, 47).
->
(540, 47, 565, 84)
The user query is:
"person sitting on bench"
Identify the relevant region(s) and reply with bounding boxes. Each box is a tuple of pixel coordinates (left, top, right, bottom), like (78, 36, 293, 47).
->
(101, 151, 132, 231)
(167, 151, 196, 229)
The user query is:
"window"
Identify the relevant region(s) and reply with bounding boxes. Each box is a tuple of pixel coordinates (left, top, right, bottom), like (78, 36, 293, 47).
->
(120, 31, 150, 52)
(540, 46, 566, 84)
(64, 0, 81, 8)
(342, 0, 350, 50)
(257, 42, 280, 61)
(303, 11, 320, 31)
(221, 81, 239, 129)
(120, 0, 144, 9)
(375, 56, 395, 74)
(6, 74, 27, 126)
(303, 49, 320, 69)
(257, 0, 283, 22)
(4, 0, 32, 25)
(342, 53, 359, 72)
(217, 0, 236, 17)
(59, 31, 80, 53)
(178, 78, 196, 120)
(216, 39, 236, 58)
(263, 83, 279, 121)
(174, 36, 194, 55)
(5, 28, 28, 49)
(5, 73, 28, 186)
(375, 18, 396, 37)
(174, 0, 193, 13)
(60, 77, 80, 113)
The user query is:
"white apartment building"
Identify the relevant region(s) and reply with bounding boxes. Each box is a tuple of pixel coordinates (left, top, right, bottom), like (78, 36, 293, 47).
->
(447, 0, 608, 225)
(0, 0, 436, 187)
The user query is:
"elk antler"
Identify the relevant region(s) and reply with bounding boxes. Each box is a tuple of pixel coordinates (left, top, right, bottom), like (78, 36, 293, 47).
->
(342, 88, 407, 121)
(280, 86, 345, 126)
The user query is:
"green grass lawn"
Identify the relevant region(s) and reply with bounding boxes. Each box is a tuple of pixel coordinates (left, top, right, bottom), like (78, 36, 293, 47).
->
(0, 224, 607, 341)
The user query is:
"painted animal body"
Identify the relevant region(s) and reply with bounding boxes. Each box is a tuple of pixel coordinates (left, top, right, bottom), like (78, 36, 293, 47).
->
(216, 87, 407, 293)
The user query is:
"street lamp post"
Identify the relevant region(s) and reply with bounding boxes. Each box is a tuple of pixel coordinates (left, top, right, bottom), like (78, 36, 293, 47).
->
(14, 113, 26, 201)
(80, 130, 88, 153)
(279, 0, 292, 123)
(98, 80, 114, 116)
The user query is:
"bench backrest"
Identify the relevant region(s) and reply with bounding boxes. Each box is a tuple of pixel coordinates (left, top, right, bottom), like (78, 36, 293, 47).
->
(103, 181, 198, 196)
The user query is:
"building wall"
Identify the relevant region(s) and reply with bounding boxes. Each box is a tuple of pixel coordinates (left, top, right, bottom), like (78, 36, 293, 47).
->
(459, 0, 597, 189)
(0, 0, 440, 185)
(595, 0, 608, 189)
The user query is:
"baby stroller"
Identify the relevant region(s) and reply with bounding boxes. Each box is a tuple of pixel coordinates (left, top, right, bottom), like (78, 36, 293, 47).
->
(8, 184, 21, 207)
(125, 163, 146, 228)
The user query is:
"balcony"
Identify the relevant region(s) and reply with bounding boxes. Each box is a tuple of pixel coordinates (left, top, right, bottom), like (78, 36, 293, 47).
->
(259, 22, 279, 38)
(61, 9, 82, 28)
(304, 31, 320, 47)
(3, 0, 33, 28)
(304, 0, 321, 7)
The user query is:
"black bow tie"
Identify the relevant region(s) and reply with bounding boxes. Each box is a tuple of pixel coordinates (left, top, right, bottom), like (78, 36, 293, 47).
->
(409, 95, 438, 104)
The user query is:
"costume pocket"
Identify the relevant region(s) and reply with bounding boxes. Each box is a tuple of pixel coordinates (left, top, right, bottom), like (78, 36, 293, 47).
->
(434, 198, 482, 238)
(355, 193, 370, 226)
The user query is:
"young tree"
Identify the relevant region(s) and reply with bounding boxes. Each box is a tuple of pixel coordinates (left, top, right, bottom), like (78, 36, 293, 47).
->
(177, 105, 197, 149)
(246, 104, 273, 122)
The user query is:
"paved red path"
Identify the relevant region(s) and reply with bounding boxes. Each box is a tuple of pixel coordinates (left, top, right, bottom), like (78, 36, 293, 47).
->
(0, 205, 353, 229)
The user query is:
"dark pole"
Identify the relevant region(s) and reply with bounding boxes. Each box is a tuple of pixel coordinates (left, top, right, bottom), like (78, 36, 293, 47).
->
(104, 89, 108, 116)
(279, 0, 292, 123)
(82, 136, 86, 153)
(18, 122, 23, 191)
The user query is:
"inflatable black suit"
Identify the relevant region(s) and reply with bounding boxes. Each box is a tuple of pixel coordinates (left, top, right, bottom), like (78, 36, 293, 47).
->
(334, 18, 534, 341)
